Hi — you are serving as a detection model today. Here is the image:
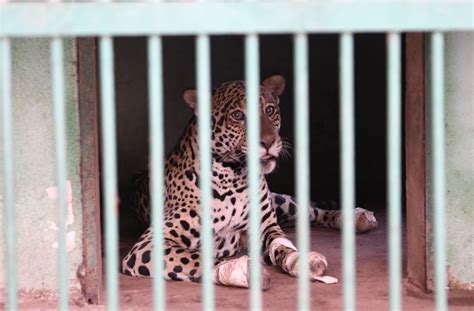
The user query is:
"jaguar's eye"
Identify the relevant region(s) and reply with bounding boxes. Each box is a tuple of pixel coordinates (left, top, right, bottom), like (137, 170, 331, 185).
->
(265, 105, 275, 116)
(231, 111, 244, 121)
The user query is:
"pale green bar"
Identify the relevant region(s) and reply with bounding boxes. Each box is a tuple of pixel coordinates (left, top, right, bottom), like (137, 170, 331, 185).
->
(294, 32, 311, 311)
(1, 37, 18, 311)
(196, 34, 215, 311)
(340, 32, 356, 311)
(50, 36, 69, 311)
(148, 35, 166, 311)
(245, 33, 262, 311)
(99, 36, 120, 311)
(387, 32, 402, 311)
(2, 2, 474, 37)
(431, 31, 447, 311)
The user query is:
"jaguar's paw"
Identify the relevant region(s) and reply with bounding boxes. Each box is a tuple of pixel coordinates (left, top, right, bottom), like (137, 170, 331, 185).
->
(354, 207, 378, 233)
(213, 255, 271, 290)
(285, 251, 328, 279)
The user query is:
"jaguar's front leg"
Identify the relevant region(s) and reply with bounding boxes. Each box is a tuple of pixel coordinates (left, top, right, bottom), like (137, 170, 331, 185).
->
(271, 192, 378, 233)
(264, 237, 328, 281)
(260, 202, 328, 281)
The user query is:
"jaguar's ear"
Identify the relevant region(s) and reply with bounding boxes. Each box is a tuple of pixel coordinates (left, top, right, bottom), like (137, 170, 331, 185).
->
(183, 89, 197, 110)
(262, 75, 285, 97)
(184, 89, 217, 111)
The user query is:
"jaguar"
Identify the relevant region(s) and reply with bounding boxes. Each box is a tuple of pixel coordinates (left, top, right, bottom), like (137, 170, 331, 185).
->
(121, 75, 378, 288)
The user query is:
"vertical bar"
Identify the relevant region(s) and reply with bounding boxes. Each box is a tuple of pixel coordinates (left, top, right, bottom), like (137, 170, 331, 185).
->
(294, 32, 311, 310)
(148, 35, 166, 311)
(387, 32, 402, 311)
(1, 37, 18, 311)
(340, 32, 356, 311)
(245, 33, 262, 311)
(99, 36, 119, 310)
(196, 34, 214, 311)
(51, 36, 69, 311)
(431, 31, 447, 311)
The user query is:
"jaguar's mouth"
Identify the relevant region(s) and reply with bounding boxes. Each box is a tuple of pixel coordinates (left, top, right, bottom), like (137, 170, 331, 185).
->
(260, 155, 278, 174)
(261, 154, 276, 162)
(235, 150, 278, 173)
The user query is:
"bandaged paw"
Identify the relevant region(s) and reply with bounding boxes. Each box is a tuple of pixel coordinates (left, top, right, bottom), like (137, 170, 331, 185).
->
(283, 251, 328, 279)
(213, 255, 271, 290)
(335, 207, 378, 233)
(308, 251, 328, 277)
(354, 207, 378, 233)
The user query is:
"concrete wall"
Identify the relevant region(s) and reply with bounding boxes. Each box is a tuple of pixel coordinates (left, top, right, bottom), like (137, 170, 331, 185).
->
(0, 39, 84, 296)
(444, 32, 474, 290)
(425, 32, 474, 292)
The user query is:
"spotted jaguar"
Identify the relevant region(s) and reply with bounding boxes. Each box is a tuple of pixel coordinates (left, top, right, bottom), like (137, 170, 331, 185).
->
(121, 75, 378, 288)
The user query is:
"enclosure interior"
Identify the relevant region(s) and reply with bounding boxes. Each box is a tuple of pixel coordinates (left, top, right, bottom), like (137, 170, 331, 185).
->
(99, 34, 402, 257)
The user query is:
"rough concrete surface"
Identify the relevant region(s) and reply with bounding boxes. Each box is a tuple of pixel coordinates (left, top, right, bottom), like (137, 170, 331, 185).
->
(0, 38, 84, 292)
(12, 213, 474, 310)
(444, 32, 474, 290)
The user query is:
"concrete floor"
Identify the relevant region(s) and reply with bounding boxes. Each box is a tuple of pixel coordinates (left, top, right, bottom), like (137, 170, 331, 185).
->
(14, 212, 474, 310)
(115, 213, 473, 310)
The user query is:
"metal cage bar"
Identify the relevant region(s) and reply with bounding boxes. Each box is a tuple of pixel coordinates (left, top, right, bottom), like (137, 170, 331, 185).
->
(431, 31, 447, 311)
(340, 32, 356, 311)
(99, 36, 120, 310)
(148, 35, 167, 311)
(1, 2, 473, 36)
(1, 37, 18, 311)
(387, 32, 402, 311)
(196, 34, 215, 311)
(50, 36, 69, 311)
(245, 33, 262, 311)
(294, 32, 311, 310)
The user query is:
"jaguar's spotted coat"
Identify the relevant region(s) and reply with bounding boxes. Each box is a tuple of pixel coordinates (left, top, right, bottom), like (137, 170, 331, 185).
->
(121, 75, 378, 288)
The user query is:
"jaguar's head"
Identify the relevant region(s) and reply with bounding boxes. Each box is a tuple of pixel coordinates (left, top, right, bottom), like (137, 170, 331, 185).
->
(184, 75, 286, 174)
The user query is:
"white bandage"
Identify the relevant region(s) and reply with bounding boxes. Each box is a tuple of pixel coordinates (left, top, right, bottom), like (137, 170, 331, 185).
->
(268, 238, 297, 264)
(312, 275, 338, 284)
(267, 238, 338, 285)
(213, 256, 250, 288)
(283, 251, 299, 275)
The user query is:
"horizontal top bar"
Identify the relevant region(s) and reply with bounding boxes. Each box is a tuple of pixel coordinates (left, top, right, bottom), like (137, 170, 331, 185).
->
(1, 1, 473, 37)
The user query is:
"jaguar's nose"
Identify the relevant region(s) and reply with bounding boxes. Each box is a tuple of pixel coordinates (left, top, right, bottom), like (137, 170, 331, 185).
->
(260, 114, 276, 151)
(260, 136, 275, 150)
